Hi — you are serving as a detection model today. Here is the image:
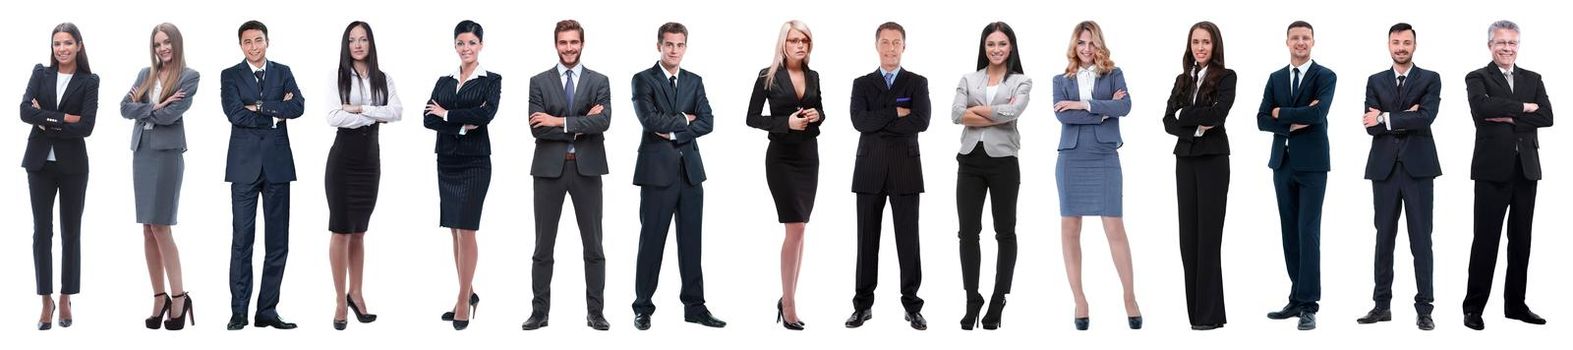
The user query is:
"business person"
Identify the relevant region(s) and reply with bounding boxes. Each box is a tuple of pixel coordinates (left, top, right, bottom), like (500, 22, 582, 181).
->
(1161, 21, 1236, 331)
(1462, 20, 1552, 331)
(629, 22, 726, 331)
(746, 19, 824, 330)
(848, 22, 930, 331)
(119, 23, 198, 331)
(424, 20, 498, 331)
(1052, 21, 1141, 331)
(325, 21, 400, 330)
(952, 21, 1028, 331)
(22, 22, 98, 331)
(221, 20, 303, 331)
(1356, 23, 1441, 331)
(1257, 20, 1335, 331)
(524, 19, 613, 331)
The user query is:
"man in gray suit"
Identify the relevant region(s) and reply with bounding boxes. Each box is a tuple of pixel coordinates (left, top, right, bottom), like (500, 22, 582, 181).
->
(523, 19, 612, 331)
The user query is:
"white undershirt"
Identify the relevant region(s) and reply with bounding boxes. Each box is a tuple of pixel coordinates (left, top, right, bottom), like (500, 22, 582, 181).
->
(983, 84, 1000, 143)
(49, 73, 72, 161)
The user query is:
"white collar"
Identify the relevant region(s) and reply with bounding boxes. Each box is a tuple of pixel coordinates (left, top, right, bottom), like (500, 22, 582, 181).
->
(663, 64, 681, 81)
(1289, 60, 1313, 73)
(1193, 65, 1209, 79)
(249, 60, 268, 73)
(1497, 64, 1515, 76)
(1077, 65, 1098, 75)
(448, 64, 489, 81)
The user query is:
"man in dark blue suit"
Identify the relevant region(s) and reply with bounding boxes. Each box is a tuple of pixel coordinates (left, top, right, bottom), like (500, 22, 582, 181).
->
(220, 20, 303, 331)
(628, 22, 724, 331)
(1256, 20, 1335, 331)
(1356, 23, 1441, 331)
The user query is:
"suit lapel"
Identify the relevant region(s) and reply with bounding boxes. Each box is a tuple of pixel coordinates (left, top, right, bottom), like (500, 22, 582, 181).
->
(572, 68, 593, 114)
(58, 73, 83, 109)
(659, 67, 679, 108)
(989, 75, 1012, 105)
(42, 68, 59, 110)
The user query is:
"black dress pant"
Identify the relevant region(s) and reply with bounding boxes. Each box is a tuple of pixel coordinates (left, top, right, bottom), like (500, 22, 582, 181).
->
(1464, 159, 1536, 315)
(230, 173, 291, 319)
(29, 162, 87, 295)
(1370, 162, 1435, 314)
(531, 160, 606, 316)
(956, 151, 1019, 303)
(852, 192, 922, 313)
(1176, 155, 1228, 326)
(632, 173, 706, 317)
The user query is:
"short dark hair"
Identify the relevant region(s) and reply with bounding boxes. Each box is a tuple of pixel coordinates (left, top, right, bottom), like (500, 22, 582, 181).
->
(237, 20, 268, 43)
(657, 22, 687, 43)
(1388, 22, 1415, 38)
(876, 21, 905, 40)
(555, 19, 583, 42)
(1287, 20, 1313, 35)
(454, 20, 483, 41)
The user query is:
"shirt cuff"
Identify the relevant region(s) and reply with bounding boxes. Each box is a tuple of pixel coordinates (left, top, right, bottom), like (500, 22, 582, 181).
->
(1194, 127, 1205, 137)
(1380, 112, 1391, 130)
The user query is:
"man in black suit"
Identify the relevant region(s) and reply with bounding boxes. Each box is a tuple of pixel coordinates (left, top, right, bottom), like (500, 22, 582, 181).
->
(220, 20, 302, 330)
(523, 19, 612, 331)
(1356, 23, 1441, 331)
(1462, 20, 1552, 331)
(845, 22, 930, 331)
(1256, 21, 1335, 331)
(628, 22, 726, 331)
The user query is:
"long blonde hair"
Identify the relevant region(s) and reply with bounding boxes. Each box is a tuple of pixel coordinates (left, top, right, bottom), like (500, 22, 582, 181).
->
(1063, 21, 1115, 78)
(133, 23, 185, 103)
(763, 20, 812, 89)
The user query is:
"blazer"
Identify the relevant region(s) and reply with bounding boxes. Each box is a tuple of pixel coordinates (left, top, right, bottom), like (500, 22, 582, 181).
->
(850, 68, 930, 195)
(630, 63, 713, 187)
(121, 67, 198, 152)
(1163, 67, 1236, 157)
(528, 66, 611, 178)
(424, 70, 501, 157)
(1466, 62, 1553, 182)
(1053, 67, 1129, 150)
(746, 66, 826, 142)
(220, 60, 303, 183)
(1257, 61, 1335, 172)
(950, 69, 1031, 157)
(20, 64, 98, 174)
(1363, 65, 1442, 180)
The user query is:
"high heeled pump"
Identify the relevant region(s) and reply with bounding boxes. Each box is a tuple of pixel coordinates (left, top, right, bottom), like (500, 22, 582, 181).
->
(981, 295, 1007, 330)
(38, 298, 55, 331)
(1074, 317, 1090, 331)
(347, 294, 377, 323)
(451, 295, 479, 330)
(776, 298, 804, 331)
(1128, 316, 1144, 329)
(59, 300, 73, 328)
(960, 295, 984, 330)
(147, 293, 171, 329)
(164, 293, 195, 331)
(440, 293, 480, 321)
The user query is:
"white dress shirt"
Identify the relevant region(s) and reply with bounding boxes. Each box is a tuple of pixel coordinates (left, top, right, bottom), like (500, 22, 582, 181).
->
(49, 73, 72, 161)
(326, 70, 404, 129)
(1188, 65, 1209, 137)
(446, 64, 488, 135)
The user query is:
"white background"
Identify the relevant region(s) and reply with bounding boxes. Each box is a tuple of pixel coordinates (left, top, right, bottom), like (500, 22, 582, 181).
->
(4, 0, 1566, 348)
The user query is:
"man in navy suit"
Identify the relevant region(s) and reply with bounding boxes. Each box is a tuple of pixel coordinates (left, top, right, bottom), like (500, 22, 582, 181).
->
(1356, 23, 1441, 331)
(220, 20, 303, 331)
(628, 22, 725, 331)
(1256, 20, 1335, 331)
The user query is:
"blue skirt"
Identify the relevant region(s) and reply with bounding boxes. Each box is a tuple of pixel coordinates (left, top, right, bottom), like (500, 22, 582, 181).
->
(1055, 138, 1122, 217)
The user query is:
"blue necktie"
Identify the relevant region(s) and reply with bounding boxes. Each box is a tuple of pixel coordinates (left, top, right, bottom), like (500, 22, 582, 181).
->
(564, 69, 577, 154)
(1290, 67, 1301, 98)
(884, 72, 895, 89)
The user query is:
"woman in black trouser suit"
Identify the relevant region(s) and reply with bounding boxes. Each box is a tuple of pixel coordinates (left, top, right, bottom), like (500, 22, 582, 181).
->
(21, 22, 99, 331)
(1160, 21, 1236, 331)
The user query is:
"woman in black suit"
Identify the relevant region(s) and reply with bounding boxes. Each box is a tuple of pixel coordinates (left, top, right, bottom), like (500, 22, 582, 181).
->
(21, 23, 98, 331)
(423, 20, 499, 331)
(1160, 21, 1236, 331)
(746, 20, 823, 328)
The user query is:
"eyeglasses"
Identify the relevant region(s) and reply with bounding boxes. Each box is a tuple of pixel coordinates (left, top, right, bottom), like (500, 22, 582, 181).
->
(787, 37, 811, 45)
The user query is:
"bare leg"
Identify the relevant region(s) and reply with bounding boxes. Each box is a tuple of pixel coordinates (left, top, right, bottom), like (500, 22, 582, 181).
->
(58, 294, 71, 321)
(1102, 217, 1141, 317)
(143, 225, 167, 317)
(454, 229, 478, 321)
(330, 233, 350, 321)
(152, 225, 186, 316)
(1061, 217, 1087, 318)
(348, 232, 368, 313)
(780, 222, 806, 323)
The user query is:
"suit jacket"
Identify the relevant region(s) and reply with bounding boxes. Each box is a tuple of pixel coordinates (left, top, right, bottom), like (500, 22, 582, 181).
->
(631, 63, 713, 187)
(950, 70, 1031, 157)
(1363, 65, 1442, 180)
(1163, 67, 1237, 157)
(220, 60, 303, 183)
(1467, 62, 1553, 182)
(20, 64, 98, 174)
(746, 66, 826, 141)
(424, 71, 502, 157)
(1257, 61, 1336, 172)
(528, 66, 611, 178)
(121, 67, 198, 152)
(850, 68, 930, 195)
(1053, 67, 1130, 150)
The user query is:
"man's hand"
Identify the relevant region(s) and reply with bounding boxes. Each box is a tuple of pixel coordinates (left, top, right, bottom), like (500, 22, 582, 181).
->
(1290, 124, 1309, 132)
(1524, 103, 1540, 113)
(1485, 117, 1516, 124)
(529, 112, 565, 128)
(245, 104, 259, 112)
(685, 113, 697, 123)
(1363, 107, 1381, 127)
(588, 104, 604, 115)
(283, 92, 294, 101)
(1407, 104, 1420, 112)
(463, 124, 479, 131)
(896, 107, 911, 117)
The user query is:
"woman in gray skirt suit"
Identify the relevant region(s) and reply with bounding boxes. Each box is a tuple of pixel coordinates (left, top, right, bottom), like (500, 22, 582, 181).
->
(119, 22, 198, 330)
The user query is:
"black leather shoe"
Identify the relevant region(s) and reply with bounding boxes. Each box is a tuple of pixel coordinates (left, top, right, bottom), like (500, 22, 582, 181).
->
(1267, 304, 1302, 320)
(685, 310, 727, 328)
(520, 313, 548, 330)
(633, 313, 651, 330)
(254, 316, 298, 330)
(845, 309, 872, 328)
(1297, 311, 1317, 330)
(1507, 310, 1547, 325)
(333, 319, 347, 331)
(1356, 307, 1392, 324)
(587, 313, 610, 331)
(440, 293, 481, 321)
(904, 312, 927, 330)
(1191, 323, 1224, 330)
(1464, 313, 1485, 330)
(1074, 317, 1089, 331)
(226, 314, 248, 330)
(1417, 314, 1435, 330)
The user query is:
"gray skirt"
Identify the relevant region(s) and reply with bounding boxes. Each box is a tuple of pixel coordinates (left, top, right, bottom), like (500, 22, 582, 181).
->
(133, 146, 184, 225)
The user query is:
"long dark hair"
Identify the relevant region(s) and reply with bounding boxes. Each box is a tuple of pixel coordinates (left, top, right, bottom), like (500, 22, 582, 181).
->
(1174, 21, 1227, 105)
(338, 21, 388, 105)
(974, 22, 1023, 75)
(50, 22, 92, 75)
(1183, 21, 1225, 71)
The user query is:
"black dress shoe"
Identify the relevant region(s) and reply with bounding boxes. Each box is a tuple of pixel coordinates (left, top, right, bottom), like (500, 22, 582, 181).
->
(845, 309, 873, 328)
(1267, 304, 1302, 320)
(1297, 311, 1317, 330)
(904, 312, 927, 330)
(520, 313, 548, 330)
(587, 313, 610, 331)
(1464, 313, 1485, 330)
(633, 313, 651, 330)
(1074, 317, 1089, 331)
(1417, 314, 1435, 330)
(1506, 310, 1547, 325)
(1356, 308, 1392, 324)
(333, 319, 347, 331)
(226, 314, 249, 330)
(685, 310, 727, 328)
(1128, 316, 1143, 330)
(1190, 323, 1224, 330)
(254, 317, 298, 330)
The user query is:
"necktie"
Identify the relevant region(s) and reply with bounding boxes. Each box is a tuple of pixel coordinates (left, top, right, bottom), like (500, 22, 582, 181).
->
(1290, 67, 1301, 97)
(884, 72, 895, 89)
(254, 69, 266, 91)
(1397, 75, 1407, 91)
(669, 76, 677, 89)
(564, 69, 577, 154)
(1504, 70, 1515, 93)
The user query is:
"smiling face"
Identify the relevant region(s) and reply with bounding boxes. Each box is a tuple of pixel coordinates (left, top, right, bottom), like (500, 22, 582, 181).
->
(1489, 28, 1518, 68)
(784, 29, 810, 66)
(658, 32, 686, 70)
(1075, 30, 1098, 66)
(556, 29, 583, 67)
(1286, 27, 1314, 62)
(1190, 27, 1212, 66)
(984, 30, 1010, 67)
(52, 32, 79, 67)
(152, 30, 174, 65)
(1388, 29, 1414, 66)
(454, 32, 482, 65)
(239, 29, 267, 65)
(876, 28, 905, 70)
(348, 25, 369, 62)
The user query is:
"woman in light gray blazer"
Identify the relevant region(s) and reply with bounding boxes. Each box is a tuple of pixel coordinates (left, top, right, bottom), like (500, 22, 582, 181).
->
(119, 23, 198, 331)
(951, 21, 1030, 331)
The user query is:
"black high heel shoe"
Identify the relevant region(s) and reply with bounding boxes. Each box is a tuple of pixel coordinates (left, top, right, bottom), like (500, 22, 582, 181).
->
(451, 295, 479, 330)
(981, 295, 1007, 330)
(38, 298, 55, 331)
(776, 298, 804, 331)
(1128, 316, 1143, 329)
(1074, 317, 1090, 331)
(347, 294, 377, 323)
(960, 295, 984, 330)
(58, 300, 73, 328)
(441, 293, 480, 321)
(147, 293, 171, 329)
(164, 293, 195, 331)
